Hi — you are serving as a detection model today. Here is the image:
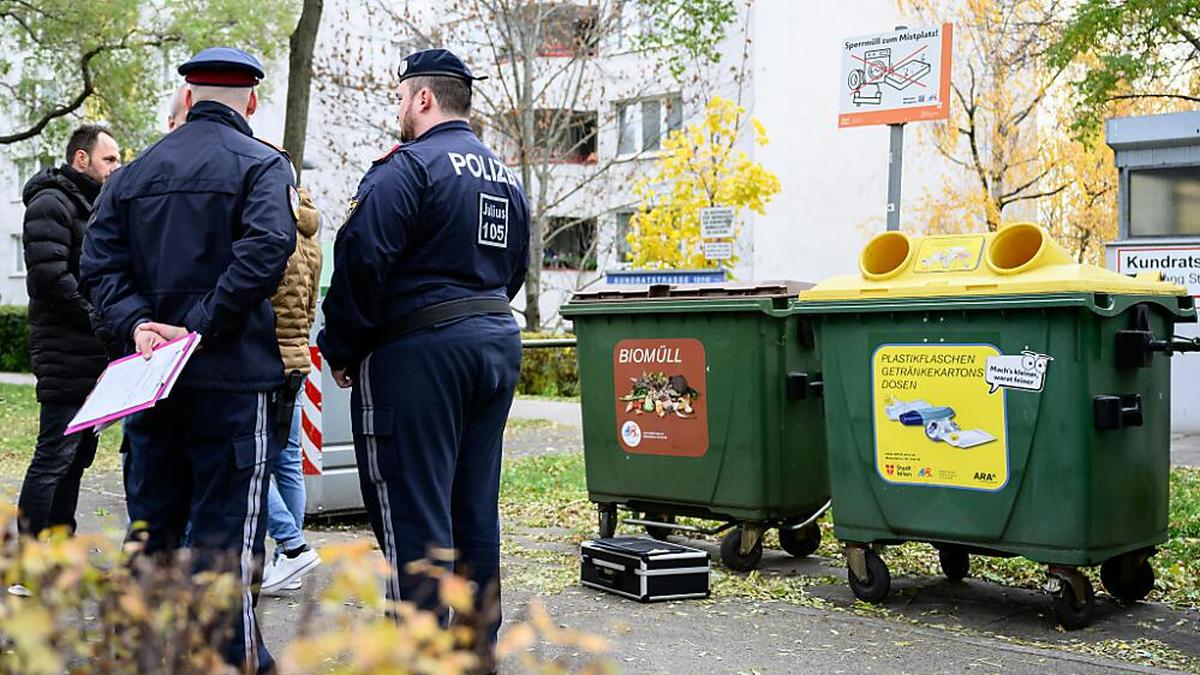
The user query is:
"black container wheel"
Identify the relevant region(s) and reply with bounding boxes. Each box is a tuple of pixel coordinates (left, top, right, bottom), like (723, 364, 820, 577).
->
(643, 513, 676, 541)
(778, 523, 822, 558)
(597, 505, 617, 539)
(1050, 570, 1095, 630)
(938, 547, 970, 582)
(720, 527, 763, 571)
(1101, 555, 1155, 603)
(847, 549, 890, 604)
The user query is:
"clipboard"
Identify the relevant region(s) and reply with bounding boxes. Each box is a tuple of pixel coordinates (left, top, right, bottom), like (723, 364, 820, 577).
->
(65, 332, 202, 435)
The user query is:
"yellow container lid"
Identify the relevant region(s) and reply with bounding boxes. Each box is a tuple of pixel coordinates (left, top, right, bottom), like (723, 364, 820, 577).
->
(800, 222, 1187, 302)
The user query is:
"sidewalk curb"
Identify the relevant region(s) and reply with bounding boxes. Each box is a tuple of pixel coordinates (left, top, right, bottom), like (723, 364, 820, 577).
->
(0, 372, 35, 386)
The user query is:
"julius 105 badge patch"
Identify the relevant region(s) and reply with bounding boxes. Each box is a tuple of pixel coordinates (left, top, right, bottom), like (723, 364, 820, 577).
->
(477, 193, 509, 249)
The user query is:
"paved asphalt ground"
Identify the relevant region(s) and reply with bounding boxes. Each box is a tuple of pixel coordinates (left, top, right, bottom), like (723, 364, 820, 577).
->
(2, 394, 1199, 671)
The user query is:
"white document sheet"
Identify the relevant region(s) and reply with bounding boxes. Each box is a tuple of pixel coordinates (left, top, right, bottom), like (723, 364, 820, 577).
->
(66, 333, 201, 435)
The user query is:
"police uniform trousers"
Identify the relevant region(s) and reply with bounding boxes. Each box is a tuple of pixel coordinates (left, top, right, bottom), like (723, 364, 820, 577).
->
(123, 387, 278, 673)
(352, 313, 521, 643)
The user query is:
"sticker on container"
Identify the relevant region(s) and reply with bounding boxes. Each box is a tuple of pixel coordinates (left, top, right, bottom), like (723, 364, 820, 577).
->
(873, 344, 1008, 491)
(984, 351, 1053, 393)
(912, 235, 985, 273)
(613, 339, 708, 457)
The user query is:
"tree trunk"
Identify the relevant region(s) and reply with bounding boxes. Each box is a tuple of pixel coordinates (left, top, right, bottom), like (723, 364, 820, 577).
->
(519, 29, 542, 330)
(524, 214, 545, 330)
(283, 0, 324, 184)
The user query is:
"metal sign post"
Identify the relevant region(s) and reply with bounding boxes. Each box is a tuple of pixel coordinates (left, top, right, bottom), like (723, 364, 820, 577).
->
(886, 25, 907, 231)
(886, 122, 904, 231)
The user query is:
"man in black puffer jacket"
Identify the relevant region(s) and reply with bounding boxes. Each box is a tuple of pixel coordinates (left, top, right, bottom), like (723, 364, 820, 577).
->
(16, 124, 121, 541)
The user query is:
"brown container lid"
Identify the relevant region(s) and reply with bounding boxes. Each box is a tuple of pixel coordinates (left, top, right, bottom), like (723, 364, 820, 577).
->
(568, 280, 813, 303)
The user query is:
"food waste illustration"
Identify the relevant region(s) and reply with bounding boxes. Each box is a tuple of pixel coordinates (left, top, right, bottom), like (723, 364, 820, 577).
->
(619, 372, 699, 419)
(884, 397, 996, 449)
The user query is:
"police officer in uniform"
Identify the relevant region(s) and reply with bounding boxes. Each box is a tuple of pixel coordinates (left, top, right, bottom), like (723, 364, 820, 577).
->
(81, 47, 296, 673)
(318, 48, 530, 649)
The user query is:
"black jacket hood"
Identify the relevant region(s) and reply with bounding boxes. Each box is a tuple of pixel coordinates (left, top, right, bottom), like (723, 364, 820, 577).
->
(22, 166, 98, 211)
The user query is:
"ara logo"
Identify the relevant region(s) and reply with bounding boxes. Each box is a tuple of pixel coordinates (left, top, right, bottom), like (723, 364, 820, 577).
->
(917, 467, 933, 477)
(973, 471, 997, 482)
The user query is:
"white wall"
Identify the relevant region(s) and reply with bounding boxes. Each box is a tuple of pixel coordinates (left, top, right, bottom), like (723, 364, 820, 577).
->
(1172, 322, 1200, 433)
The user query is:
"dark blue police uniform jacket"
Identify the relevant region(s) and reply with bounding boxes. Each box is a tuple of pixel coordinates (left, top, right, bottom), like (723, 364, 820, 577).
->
(318, 119, 530, 370)
(81, 101, 296, 391)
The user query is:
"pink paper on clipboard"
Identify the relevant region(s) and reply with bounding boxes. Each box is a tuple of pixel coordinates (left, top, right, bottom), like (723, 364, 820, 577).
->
(65, 333, 202, 435)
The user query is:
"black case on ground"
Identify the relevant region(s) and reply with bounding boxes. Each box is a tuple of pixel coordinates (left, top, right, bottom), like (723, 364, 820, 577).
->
(580, 536, 710, 602)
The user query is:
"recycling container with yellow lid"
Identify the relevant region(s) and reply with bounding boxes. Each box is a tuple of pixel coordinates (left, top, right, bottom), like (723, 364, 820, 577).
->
(561, 281, 830, 571)
(797, 222, 1198, 629)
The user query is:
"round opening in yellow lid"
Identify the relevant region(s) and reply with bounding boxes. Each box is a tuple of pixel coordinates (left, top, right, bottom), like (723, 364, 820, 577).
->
(987, 223, 1047, 275)
(860, 231, 913, 280)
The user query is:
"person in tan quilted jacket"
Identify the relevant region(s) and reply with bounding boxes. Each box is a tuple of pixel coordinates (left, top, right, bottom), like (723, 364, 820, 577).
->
(273, 188, 323, 375)
(261, 187, 323, 594)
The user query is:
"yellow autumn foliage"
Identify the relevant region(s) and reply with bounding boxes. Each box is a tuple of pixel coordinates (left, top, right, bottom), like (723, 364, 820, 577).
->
(625, 97, 781, 270)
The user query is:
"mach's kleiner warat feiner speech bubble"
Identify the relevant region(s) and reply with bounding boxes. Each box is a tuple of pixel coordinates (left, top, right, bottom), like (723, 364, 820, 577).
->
(985, 351, 1052, 394)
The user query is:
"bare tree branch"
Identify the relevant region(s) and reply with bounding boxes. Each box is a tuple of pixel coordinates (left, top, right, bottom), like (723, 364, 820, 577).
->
(1000, 183, 1068, 206)
(1107, 93, 1200, 104)
(0, 34, 178, 144)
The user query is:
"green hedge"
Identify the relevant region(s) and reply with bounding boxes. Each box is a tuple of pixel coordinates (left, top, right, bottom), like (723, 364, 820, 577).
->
(518, 332, 579, 398)
(0, 311, 582, 388)
(0, 305, 29, 373)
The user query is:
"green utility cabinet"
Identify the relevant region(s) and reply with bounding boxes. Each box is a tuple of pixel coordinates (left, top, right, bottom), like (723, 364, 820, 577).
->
(798, 223, 1198, 629)
(560, 282, 829, 571)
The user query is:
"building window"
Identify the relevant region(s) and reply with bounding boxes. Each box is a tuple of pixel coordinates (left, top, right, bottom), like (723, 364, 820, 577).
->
(500, 3, 599, 59)
(12, 158, 34, 202)
(615, 210, 634, 261)
(617, 94, 683, 156)
(616, 0, 651, 52)
(540, 3, 598, 56)
(12, 155, 55, 202)
(11, 235, 24, 275)
(1129, 166, 1200, 237)
(535, 109, 598, 163)
(543, 216, 597, 270)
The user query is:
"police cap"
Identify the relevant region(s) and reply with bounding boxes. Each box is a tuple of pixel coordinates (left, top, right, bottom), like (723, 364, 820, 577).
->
(397, 48, 488, 85)
(178, 47, 265, 87)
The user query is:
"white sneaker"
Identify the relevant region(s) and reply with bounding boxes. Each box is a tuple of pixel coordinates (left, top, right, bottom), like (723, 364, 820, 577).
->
(7, 584, 30, 597)
(261, 548, 319, 593)
(262, 574, 303, 597)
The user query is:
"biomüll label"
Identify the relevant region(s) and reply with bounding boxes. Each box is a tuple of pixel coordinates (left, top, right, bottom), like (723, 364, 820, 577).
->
(613, 339, 708, 457)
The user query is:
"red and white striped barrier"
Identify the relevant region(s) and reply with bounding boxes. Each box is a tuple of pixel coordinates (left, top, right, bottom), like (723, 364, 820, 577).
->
(300, 345, 323, 475)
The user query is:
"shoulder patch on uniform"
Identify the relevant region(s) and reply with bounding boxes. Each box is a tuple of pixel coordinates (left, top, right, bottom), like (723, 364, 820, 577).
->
(254, 136, 291, 159)
(373, 144, 403, 165)
(288, 185, 301, 222)
(343, 183, 374, 226)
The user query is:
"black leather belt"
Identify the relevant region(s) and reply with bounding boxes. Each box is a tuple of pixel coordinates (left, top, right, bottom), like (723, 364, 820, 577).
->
(369, 297, 513, 351)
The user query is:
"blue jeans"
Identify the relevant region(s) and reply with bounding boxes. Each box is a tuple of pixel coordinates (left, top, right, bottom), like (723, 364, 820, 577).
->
(267, 392, 306, 553)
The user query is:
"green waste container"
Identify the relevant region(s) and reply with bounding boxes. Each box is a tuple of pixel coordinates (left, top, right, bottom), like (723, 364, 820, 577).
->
(560, 282, 830, 571)
(797, 223, 1199, 629)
